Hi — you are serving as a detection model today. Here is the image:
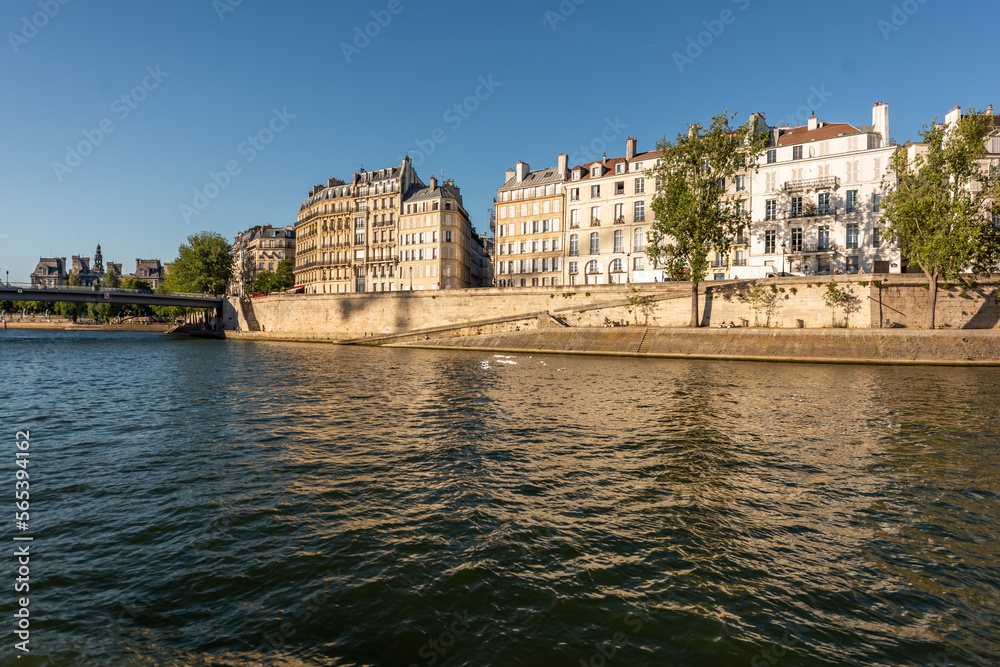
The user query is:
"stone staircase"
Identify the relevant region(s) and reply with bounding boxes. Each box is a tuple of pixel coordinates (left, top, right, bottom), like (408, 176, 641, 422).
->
(239, 299, 261, 332)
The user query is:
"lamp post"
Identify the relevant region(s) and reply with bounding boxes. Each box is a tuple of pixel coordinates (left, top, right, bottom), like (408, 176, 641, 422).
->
(781, 242, 787, 277)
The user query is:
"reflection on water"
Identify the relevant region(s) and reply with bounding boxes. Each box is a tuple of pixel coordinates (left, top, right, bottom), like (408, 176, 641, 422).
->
(1, 330, 999, 666)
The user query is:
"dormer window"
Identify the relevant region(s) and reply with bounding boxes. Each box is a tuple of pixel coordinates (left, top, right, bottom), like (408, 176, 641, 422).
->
(616, 163, 625, 174)
(573, 169, 581, 181)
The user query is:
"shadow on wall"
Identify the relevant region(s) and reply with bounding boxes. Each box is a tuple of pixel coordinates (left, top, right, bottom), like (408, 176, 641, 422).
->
(962, 288, 1000, 330)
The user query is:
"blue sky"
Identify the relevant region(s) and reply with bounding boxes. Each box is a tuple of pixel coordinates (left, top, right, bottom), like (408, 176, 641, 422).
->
(1, 0, 996, 282)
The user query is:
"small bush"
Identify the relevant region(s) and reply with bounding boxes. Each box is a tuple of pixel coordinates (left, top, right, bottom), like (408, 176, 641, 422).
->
(789, 287, 798, 295)
(922, 284, 930, 290)
(858, 281, 869, 287)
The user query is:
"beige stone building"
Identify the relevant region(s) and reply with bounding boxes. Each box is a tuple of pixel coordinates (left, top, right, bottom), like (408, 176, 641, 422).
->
(294, 181, 352, 294)
(398, 176, 483, 291)
(563, 139, 664, 285)
(231, 224, 296, 296)
(495, 156, 568, 287)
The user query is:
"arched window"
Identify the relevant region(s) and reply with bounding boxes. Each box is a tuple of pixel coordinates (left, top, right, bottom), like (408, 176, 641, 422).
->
(586, 260, 599, 274)
(610, 259, 623, 273)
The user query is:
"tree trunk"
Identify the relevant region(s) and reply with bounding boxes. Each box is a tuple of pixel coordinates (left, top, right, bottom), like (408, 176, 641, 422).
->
(927, 270, 938, 329)
(690, 281, 700, 327)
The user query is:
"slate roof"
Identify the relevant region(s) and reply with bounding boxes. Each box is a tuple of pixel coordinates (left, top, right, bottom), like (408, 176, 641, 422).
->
(497, 166, 566, 192)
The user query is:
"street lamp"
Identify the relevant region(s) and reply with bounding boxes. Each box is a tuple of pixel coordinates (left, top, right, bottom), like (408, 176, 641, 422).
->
(781, 241, 787, 277)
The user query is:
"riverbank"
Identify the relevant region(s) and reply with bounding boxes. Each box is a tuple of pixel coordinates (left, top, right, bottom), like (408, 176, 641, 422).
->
(390, 327, 1000, 365)
(1, 321, 170, 332)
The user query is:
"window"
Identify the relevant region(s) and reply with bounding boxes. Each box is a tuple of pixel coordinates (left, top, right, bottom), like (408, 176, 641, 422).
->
(790, 196, 803, 218)
(766, 149, 776, 164)
(765, 230, 776, 254)
(614, 229, 623, 253)
(846, 190, 859, 213)
(571, 188, 579, 201)
(586, 260, 599, 274)
(635, 178, 645, 194)
(791, 228, 803, 253)
(569, 234, 579, 256)
(569, 261, 578, 274)
(591, 206, 600, 223)
(872, 227, 881, 248)
(634, 200, 645, 222)
(766, 199, 777, 221)
(611, 258, 623, 273)
(589, 232, 599, 255)
(616, 163, 624, 174)
(633, 256, 644, 270)
(445, 231, 453, 242)
(714, 252, 724, 267)
(734, 250, 745, 266)
(846, 256, 859, 274)
(873, 194, 881, 212)
(818, 226, 830, 250)
(817, 193, 830, 215)
(735, 175, 746, 191)
(591, 185, 600, 198)
(614, 181, 625, 195)
(570, 209, 580, 228)
(793, 145, 803, 160)
(614, 203, 624, 222)
(846, 223, 859, 249)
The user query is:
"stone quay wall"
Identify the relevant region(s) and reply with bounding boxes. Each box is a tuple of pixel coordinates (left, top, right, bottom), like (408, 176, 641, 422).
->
(229, 275, 1000, 340)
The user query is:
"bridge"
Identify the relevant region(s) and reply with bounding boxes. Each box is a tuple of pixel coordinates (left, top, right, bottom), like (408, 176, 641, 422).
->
(0, 283, 224, 311)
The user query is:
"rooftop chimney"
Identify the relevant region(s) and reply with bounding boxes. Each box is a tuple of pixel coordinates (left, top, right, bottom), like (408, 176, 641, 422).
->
(557, 153, 568, 176)
(506, 168, 516, 182)
(989, 104, 994, 116)
(515, 161, 529, 182)
(873, 101, 890, 147)
(808, 113, 818, 131)
(626, 137, 637, 160)
(429, 176, 438, 191)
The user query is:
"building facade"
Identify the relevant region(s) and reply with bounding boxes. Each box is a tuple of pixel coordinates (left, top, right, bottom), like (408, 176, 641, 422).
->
(748, 103, 901, 276)
(29, 257, 68, 288)
(231, 225, 296, 296)
(495, 157, 568, 287)
(563, 138, 665, 285)
(398, 176, 483, 291)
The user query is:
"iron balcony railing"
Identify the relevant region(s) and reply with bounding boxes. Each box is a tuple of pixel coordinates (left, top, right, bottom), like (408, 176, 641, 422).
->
(782, 175, 840, 192)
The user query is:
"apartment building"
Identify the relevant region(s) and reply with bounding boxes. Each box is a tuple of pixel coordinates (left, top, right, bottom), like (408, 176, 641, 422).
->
(495, 157, 568, 287)
(749, 103, 900, 276)
(353, 161, 422, 293)
(564, 138, 664, 285)
(398, 176, 483, 291)
(232, 224, 297, 296)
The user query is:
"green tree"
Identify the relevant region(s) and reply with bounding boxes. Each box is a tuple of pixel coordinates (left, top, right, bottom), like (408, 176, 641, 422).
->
(647, 111, 767, 326)
(120, 277, 152, 293)
(625, 285, 654, 325)
(57, 271, 84, 321)
(880, 109, 1000, 329)
(251, 271, 277, 295)
(163, 231, 233, 295)
(274, 258, 296, 291)
(101, 267, 121, 289)
(739, 280, 782, 327)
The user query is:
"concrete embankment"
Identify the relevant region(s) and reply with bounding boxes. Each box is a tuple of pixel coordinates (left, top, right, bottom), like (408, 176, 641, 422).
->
(392, 327, 1000, 365)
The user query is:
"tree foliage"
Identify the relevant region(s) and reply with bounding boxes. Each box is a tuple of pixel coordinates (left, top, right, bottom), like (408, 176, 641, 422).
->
(250, 259, 296, 295)
(163, 231, 233, 295)
(880, 110, 1000, 328)
(648, 111, 767, 326)
(624, 285, 654, 325)
(738, 280, 782, 327)
(101, 267, 121, 289)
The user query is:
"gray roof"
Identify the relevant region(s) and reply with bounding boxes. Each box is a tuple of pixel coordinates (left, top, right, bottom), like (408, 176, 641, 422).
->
(404, 183, 462, 203)
(497, 166, 565, 192)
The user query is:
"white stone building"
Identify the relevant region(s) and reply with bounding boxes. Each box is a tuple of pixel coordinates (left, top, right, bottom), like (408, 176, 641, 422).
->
(748, 103, 901, 276)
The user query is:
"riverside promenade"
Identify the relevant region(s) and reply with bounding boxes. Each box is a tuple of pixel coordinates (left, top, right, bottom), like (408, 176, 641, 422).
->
(391, 327, 1000, 366)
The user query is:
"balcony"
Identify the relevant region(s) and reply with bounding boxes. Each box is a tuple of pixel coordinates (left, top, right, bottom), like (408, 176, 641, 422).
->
(782, 176, 840, 192)
(613, 216, 626, 225)
(786, 243, 838, 258)
(788, 206, 838, 222)
(733, 258, 748, 266)
(710, 260, 728, 268)
(590, 218, 601, 227)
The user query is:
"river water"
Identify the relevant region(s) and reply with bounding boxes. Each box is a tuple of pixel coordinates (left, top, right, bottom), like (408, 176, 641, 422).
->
(1, 330, 998, 666)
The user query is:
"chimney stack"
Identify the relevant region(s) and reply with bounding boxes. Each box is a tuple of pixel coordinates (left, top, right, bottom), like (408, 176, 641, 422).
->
(557, 153, 568, 176)
(515, 161, 529, 182)
(429, 176, 438, 191)
(626, 137, 637, 160)
(505, 168, 516, 182)
(872, 101, 890, 147)
(808, 113, 818, 131)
